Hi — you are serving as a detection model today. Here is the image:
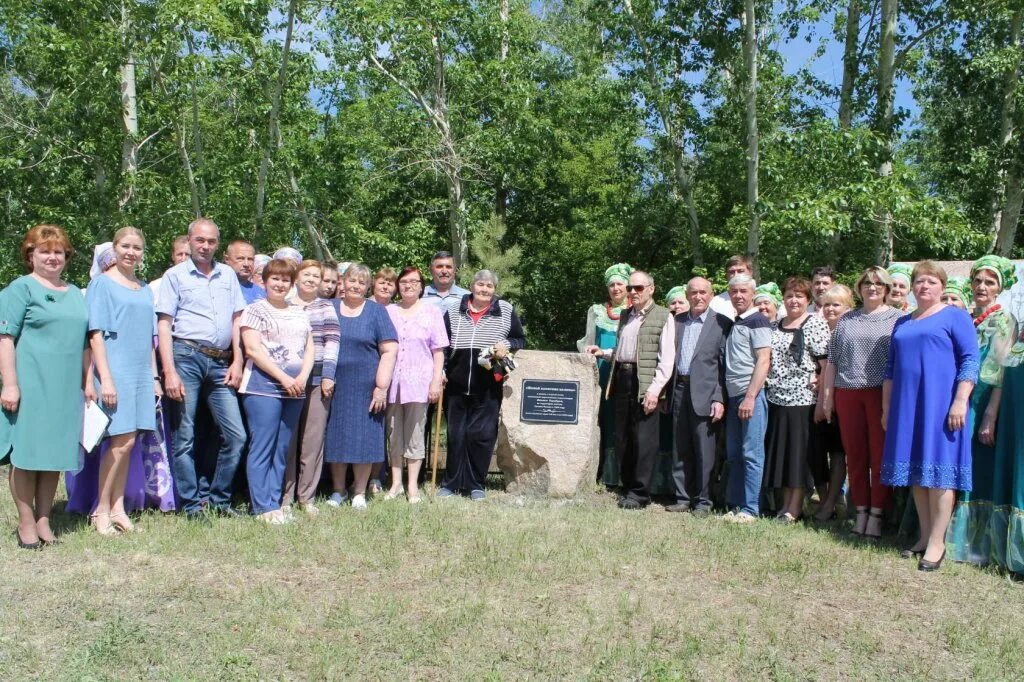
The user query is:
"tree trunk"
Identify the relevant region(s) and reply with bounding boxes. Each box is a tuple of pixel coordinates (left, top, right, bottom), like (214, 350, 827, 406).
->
(495, 0, 509, 221)
(838, 0, 862, 128)
(254, 0, 299, 247)
(992, 8, 1023, 255)
(186, 33, 208, 207)
(671, 144, 703, 268)
(288, 166, 331, 262)
(874, 0, 898, 265)
(431, 31, 469, 268)
(175, 120, 202, 217)
(743, 0, 760, 277)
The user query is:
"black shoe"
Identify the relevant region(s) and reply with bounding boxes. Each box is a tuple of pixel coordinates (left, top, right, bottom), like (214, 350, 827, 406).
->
(14, 530, 42, 550)
(618, 497, 644, 511)
(664, 503, 690, 513)
(211, 506, 245, 519)
(691, 507, 712, 519)
(184, 510, 212, 526)
(900, 545, 926, 560)
(918, 549, 946, 572)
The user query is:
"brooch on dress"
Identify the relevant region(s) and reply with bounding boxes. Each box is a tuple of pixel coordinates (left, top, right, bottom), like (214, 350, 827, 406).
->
(45, 294, 56, 303)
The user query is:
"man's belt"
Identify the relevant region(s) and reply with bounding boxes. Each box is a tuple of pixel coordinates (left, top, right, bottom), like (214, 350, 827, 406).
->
(675, 374, 691, 385)
(174, 338, 232, 361)
(617, 362, 636, 370)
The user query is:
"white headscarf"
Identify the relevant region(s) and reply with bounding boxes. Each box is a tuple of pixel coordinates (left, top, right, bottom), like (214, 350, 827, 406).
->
(89, 242, 116, 280)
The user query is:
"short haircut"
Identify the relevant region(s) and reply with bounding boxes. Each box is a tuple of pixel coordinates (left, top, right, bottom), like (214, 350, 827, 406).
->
(374, 266, 398, 283)
(630, 270, 654, 286)
(728, 274, 756, 289)
(187, 217, 218, 236)
(21, 224, 73, 272)
(820, 284, 855, 309)
(112, 226, 145, 248)
(297, 259, 322, 273)
(781, 276, 813, 300)
(263, 258, 297, 284)
(345, 262, 372, 283)
(431, 251, 455, 264)
(725, 254, 753, 272)
(171, 234, 189, 259)
(398, 266, 426, 297)
(811, 266, 835, 281)
(321, 260, 338, 273)
(227, 240, 254, 254)
(912, 260, 948, 287)
(473, 269, 499, 286)
(854, 266, 892, 296)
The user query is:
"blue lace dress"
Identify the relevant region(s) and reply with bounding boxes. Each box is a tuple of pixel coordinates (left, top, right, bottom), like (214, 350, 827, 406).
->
(881, 306, 979, 491)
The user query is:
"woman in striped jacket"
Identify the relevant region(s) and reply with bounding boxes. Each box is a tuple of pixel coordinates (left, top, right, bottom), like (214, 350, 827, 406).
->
(438, 270, 526, 500)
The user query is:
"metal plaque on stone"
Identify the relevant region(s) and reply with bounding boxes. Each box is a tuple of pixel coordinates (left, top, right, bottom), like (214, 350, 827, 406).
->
(520, 379, 580, 425)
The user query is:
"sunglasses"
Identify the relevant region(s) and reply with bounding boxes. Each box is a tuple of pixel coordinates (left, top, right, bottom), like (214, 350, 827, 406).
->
(626, 285, 647, 293)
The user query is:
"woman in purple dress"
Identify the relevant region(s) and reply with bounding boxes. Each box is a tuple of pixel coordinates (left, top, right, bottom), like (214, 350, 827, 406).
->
(881, 261, 979, 571)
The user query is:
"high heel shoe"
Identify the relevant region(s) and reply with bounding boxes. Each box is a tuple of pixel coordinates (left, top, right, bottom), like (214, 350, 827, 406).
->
(918, 549, 946, 572)
(110, 511, 136, 533)
(14, 529, 42, 550)
(900, 545, 926, 560)
(90, 512, 120, 537)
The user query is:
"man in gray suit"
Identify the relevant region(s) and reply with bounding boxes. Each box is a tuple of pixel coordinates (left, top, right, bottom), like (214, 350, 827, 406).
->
(664, 277, 732, 515)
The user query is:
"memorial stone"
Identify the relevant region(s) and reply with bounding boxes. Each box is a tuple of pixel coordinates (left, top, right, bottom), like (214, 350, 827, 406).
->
(496, 350, 600, 497)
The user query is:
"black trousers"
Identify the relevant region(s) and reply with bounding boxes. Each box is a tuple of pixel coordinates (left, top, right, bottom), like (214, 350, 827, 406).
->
(443, 393, 501, 492)
(672, 378, 718, 510)
(613, 366, 660, 504)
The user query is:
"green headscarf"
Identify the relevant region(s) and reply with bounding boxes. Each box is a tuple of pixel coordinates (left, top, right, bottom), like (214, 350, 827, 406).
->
(887, 263, 913, 287)
(943, 276, 972, 306)
(753, 281, 782, 308)
(665, 285, 686, 304)
(971, 255, 1018, 292)
(604, 263, 634, 286)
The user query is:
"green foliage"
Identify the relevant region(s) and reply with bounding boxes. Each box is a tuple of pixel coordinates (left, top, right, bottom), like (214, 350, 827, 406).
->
(466, 214, 522, 301)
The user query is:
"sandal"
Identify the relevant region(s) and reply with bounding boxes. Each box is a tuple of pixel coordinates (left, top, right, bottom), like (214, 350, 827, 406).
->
(864, 510, 884, 540)
(110, 511, 137, 533)
(90, 512, 120, 537)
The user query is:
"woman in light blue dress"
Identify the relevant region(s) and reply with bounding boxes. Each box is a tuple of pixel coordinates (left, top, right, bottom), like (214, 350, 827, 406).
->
(83, 228, 160, 535)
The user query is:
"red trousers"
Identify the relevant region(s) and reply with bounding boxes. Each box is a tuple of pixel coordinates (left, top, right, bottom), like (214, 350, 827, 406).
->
(834, 387, 891, 509)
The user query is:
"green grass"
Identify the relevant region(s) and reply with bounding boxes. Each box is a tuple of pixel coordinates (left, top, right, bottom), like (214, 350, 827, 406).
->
(1, 483, 1022, 680)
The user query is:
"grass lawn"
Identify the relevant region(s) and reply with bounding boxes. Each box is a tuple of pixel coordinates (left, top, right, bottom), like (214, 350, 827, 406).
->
(1, 480, 1022, 680)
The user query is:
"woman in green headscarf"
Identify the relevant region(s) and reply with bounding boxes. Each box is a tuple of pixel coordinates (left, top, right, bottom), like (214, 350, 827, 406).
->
(887, 264, 913, 311)
(753, 282, 782, 321)
(940, 276, 972, 312)
(665, 285, 689, 316)
(580, 263, 633, 486)
(948, 255, 1020, 571)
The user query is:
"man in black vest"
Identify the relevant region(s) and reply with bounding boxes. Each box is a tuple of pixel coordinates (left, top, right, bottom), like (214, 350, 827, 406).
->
(662, 277, 733, 516)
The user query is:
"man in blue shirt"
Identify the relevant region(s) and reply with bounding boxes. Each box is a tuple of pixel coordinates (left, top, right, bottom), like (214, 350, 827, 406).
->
(156, 218, 248, 518)
(226, 240, 266, 305)
(424, 251, 469, 310)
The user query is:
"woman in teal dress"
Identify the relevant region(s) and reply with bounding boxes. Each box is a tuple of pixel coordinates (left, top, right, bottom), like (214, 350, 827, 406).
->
(948, 256, 1017, 565)
(0, 224, 89, 549)
(580, 263, 632, 486)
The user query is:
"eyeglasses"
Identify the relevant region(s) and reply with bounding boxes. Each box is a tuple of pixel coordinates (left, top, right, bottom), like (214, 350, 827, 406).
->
(626, 285, 647, 293)
(398, 280, 422, 287)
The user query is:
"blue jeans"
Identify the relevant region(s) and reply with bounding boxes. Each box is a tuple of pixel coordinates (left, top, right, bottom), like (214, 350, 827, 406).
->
(725, 390, 768, 516)
(242, 395, 303, 515)
(170, 341, 247, 513)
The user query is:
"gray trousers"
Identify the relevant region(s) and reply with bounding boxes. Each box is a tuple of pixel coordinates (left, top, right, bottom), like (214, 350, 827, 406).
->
(672, 377, 718, 510)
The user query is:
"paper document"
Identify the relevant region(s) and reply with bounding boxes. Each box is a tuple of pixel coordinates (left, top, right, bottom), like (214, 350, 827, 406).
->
(81, 396, 110, 452)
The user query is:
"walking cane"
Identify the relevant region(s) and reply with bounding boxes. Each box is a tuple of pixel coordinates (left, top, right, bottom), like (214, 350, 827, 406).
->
(430, 390, 445, 500)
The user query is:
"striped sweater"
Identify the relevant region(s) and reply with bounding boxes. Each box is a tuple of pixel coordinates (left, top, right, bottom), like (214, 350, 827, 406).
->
(443, 295, 526, 396)
(297, 297, 340, 386)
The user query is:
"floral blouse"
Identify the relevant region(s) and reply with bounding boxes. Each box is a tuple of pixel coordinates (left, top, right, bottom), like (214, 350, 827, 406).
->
(766, 314, 830, 406)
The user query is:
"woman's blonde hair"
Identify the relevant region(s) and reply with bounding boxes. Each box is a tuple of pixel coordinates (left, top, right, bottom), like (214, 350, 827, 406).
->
(112, 226, 145, 248)
(911, 259, 948, 287)
(853, 266, 893, 299)
(820, 284, 855, 309)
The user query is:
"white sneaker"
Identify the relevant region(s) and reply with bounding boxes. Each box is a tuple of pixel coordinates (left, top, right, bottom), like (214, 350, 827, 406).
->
(326, 492, 348, 508)
(300, 502, 319, 516)
(351, 494, 368, 511)
(732, 511, 757, 524)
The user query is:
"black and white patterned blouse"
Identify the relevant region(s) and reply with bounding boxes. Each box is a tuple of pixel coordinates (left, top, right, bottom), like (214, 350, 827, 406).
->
(766, 314, 830, 406)
(826, 307, 905, 389)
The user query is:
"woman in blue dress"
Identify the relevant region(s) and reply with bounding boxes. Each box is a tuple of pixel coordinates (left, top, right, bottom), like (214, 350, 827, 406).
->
(83, 228, 160, 535)
(881, 261, 979, 571)
(324, 263, 397, 511)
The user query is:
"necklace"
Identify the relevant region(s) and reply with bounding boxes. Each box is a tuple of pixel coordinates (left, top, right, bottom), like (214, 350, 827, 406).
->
(605, 301, 627, 320)
(974, 304, 1002, 327)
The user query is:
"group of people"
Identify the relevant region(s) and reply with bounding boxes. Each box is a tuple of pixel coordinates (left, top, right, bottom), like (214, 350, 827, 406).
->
(2, 220, 1021, 577)
(583, 255, 1023, 575)
(1, 220, 523, 546)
